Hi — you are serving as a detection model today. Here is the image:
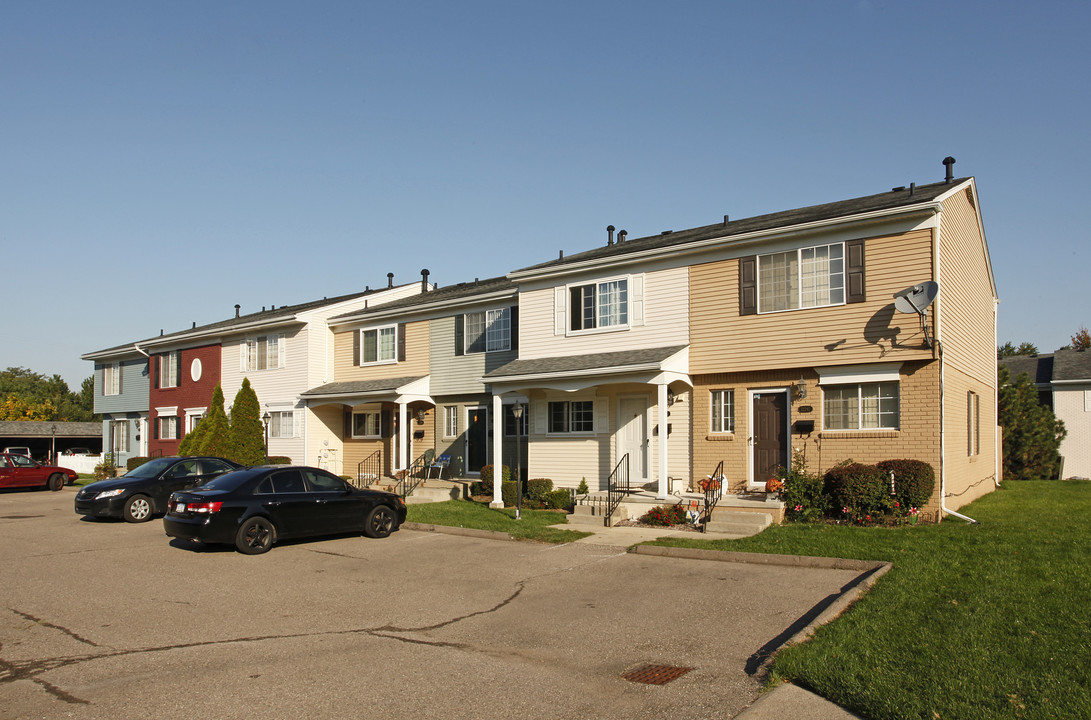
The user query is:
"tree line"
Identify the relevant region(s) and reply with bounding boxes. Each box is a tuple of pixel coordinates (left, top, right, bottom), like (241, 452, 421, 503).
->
(0, 367, 95, 422)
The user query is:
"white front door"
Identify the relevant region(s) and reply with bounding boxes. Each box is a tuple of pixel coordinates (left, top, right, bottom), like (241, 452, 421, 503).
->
(617, 396, 648, 483)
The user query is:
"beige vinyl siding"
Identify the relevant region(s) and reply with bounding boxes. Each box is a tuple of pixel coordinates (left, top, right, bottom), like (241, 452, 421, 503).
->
(941, 364, 998, 510)
(518, 266, 689, 360)
(1055, 385, 1091, 479)
(333, 320, 430, 381)
(307, 404, 347, 476)
(689, 230, 936, 375)
(937, 188, 998, 382)
(429, 315, 517, 395)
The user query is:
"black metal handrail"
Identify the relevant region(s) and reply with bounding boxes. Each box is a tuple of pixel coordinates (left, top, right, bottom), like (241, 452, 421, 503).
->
(353, 450, 382, 489)
(395, 448, 434, 498)
(701, 460, 725, 532)
(604, 453, 629, 527)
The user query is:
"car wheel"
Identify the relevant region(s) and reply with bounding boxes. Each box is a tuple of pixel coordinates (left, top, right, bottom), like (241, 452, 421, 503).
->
(123, 495, 153, 523)
(364, 504, 397, 539)
(47, 474, 65, 492)
(235, 517, 275, 555)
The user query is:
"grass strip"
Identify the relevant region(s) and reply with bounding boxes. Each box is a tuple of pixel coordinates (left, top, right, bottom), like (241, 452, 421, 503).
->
(406, 499, 592, 543)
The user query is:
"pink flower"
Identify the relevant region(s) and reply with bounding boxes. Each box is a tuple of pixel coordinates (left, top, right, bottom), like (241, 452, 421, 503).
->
(795, 505, 802, 512)
(842, 507, 849, 514)
(865, 515, 871, 521)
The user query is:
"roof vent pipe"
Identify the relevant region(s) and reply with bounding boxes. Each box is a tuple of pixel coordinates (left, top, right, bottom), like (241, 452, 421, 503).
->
(421, 268, 430, 292)
(387, 272, 394, 288)
(618, 230, 627, 243)
(910, 182, 916, 196)
(192, 321, 196, 329)
(724, 215, 729, 225)
(607, 225, 615, 246)
(235, 304, 240, 318)
(943, 156, 956, 183)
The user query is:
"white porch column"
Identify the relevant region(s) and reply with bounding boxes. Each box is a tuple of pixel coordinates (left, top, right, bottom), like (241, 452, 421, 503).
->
(491, 394, 504, 508)
(657, 383, 669, 500)
(398, 401, 408, 471)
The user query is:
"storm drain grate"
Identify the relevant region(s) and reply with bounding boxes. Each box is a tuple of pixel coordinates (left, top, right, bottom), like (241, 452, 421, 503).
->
(621, 664, 693, 685)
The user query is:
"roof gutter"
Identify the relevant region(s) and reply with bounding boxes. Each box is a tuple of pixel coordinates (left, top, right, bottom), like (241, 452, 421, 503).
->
(509, 200, 947, 283)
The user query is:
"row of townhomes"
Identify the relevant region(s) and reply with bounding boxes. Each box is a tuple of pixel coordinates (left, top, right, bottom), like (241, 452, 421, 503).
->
(84, 161, 1000, 521)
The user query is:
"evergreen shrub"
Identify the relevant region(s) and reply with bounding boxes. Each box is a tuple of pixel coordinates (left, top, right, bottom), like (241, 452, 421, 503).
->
(876, 459, 936, 511)
(824, 462, 892, 521)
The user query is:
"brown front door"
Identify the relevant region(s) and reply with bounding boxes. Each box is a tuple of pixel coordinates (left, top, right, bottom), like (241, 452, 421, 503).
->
(752, 392, 787, 485)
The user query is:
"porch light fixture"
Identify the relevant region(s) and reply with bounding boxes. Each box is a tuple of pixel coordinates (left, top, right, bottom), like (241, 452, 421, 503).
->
(794, 377, 808, 400)
(512, 403, 524, 521)
(415, 409, 427, 424)
(666, 388, 676, 406)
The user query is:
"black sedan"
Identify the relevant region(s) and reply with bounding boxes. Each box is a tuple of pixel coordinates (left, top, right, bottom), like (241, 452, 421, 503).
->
(163, 465, 407, 554)
(75, 456, 242, 523)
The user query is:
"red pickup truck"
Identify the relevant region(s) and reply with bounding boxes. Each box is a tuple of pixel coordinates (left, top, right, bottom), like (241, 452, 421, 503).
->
(0, 453, 78, 491)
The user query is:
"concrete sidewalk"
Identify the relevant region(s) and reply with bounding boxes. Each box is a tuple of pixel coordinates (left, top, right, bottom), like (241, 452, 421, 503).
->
(735, 683, 862, 719)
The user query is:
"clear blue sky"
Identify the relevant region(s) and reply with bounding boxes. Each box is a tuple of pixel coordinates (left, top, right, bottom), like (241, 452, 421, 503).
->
(3, 1, 1087, 390)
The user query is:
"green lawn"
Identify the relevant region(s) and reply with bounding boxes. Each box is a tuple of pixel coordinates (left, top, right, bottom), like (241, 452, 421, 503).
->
(648, 481, 1091, 720)
(406, 499, 592, 543)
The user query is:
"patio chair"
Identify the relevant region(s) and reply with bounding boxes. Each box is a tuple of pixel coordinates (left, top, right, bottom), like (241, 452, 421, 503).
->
(427, 454, 451, 480)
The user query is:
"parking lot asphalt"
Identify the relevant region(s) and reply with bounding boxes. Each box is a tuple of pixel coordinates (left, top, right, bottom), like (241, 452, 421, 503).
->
(1, 487, 869, 720)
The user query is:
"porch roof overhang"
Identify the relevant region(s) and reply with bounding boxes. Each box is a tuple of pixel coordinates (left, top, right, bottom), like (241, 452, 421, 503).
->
(300, 376, 433, 408)
(484, 345, 691, 393)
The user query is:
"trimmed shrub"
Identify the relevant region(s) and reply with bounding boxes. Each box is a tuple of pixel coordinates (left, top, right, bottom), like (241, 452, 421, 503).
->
(639, 504, 687, 526)
(480, 464, 511, 494)
(501, 480, 518, 507)
(126, 456, 151, 472)
(544, 489, 572, 510)
(266, 456, 292, 466)
(525, 478, 553, 501)
(576, 478, 590, 495)
(824, 462, 892, 522)
(876, 459, 936, 511)
(94, 456, 119, 480)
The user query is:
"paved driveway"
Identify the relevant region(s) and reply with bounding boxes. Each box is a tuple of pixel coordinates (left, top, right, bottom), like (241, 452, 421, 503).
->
(1, 487, 866, 719)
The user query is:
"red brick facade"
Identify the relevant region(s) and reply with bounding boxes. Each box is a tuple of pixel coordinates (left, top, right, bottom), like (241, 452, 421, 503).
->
(148, 344, 221, 457)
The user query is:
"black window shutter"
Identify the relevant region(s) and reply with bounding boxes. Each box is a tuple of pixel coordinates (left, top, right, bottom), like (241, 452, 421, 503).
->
(398, 324, 406, 362)
(454, 315, 465, 356)
(739, 256, 757, 315)
(846, 239, 866, 303)
(353, 330, 360, 366)
(344, 409, 352, 438)
(570, 287, 583, 331)
(510, 306, 519, 352)
(176, 352, 182, 387)
(381, 410, 392, 438)
(153, 355, 160, 389)
(153, 418, 159, 440)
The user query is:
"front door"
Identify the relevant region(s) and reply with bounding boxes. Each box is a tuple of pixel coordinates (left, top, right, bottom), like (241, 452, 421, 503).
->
(752, 391, 788, 486)
(465, 406, 488, 475)
(617, 396, 648, 484)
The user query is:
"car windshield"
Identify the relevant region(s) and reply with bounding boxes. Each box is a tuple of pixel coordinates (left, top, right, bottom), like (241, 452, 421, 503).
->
(123, 458, 178, 479)
(199, 470, 257, 493)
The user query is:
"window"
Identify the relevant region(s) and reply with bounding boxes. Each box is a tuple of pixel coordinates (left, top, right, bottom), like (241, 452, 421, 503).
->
(464, 308, 511, 353)
(158, 352, 180, 388)
(444, 406, 458, 438)
(360, 326, 397, 364)
(244, 334, 284, 371)
(823, 382, 899, 430)
(269, 411, 294, 439)
(504, 404, 528, 437)
(968, 391, 979, 456)
(710, 390, 735, 433)
(352, 411, 381, 438)
(159, 416, 180, 440)
(548, 401, 594, 433)
(570, 278, 628, 332)
(758, 243, 844, 313)
(110, 420, 130, 453)
(104, 363, 121, 396)
(186, 412, 204, 434)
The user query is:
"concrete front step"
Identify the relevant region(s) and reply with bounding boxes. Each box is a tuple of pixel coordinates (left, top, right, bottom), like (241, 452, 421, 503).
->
(704, 510, 773, 535)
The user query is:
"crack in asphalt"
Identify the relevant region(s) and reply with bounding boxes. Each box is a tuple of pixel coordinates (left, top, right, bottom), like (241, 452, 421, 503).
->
(2, 582, 526, 705)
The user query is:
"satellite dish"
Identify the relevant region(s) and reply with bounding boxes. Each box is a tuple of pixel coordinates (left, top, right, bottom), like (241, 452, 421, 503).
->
(893, 281, 939, 315)
(893, 281, 939, 347)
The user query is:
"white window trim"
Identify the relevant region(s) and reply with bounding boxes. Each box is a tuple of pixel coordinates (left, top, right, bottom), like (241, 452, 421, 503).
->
(159, 352, 180, 388)
(241, 333, 286, 372)
(359, 325, 399, 366)
(443, 406, 458, 439)
(268, 410, 296, 439)
(756, 242, 846, 315)
(816, 363, 902, 385)
(351, 407, 382, 439)
(464, 307, 512, 354)
(546, 400, 596, 435)
(104, 363, 121, 396)
(564, 274, 633, 337)
(710, 389, 735, 434)
(821, 381, 900, 432)
(185, 407, 207, 434)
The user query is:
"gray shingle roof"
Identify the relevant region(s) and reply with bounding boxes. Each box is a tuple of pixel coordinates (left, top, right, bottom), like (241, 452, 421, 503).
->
(0, 421, 102, 438)
(999, 354, 1053, 385)
(301, 377, 427, 397)
(485, 345, 687, 380)
(1051, 348, 1091, 382)
(329, 275, 514, 322)
(514, 178, 971, 274)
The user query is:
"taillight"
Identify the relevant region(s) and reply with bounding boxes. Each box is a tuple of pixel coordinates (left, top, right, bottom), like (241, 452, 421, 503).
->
(186, 501, 223, 514)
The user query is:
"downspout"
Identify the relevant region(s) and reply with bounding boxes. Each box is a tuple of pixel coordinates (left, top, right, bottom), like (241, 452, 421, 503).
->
(993, 297, 1001, 487)
(133, 343, 149, 357)
(934, 212, 979, 524)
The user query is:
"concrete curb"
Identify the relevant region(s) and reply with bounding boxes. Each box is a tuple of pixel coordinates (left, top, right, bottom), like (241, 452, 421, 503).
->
(401, 521, 516, 542)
